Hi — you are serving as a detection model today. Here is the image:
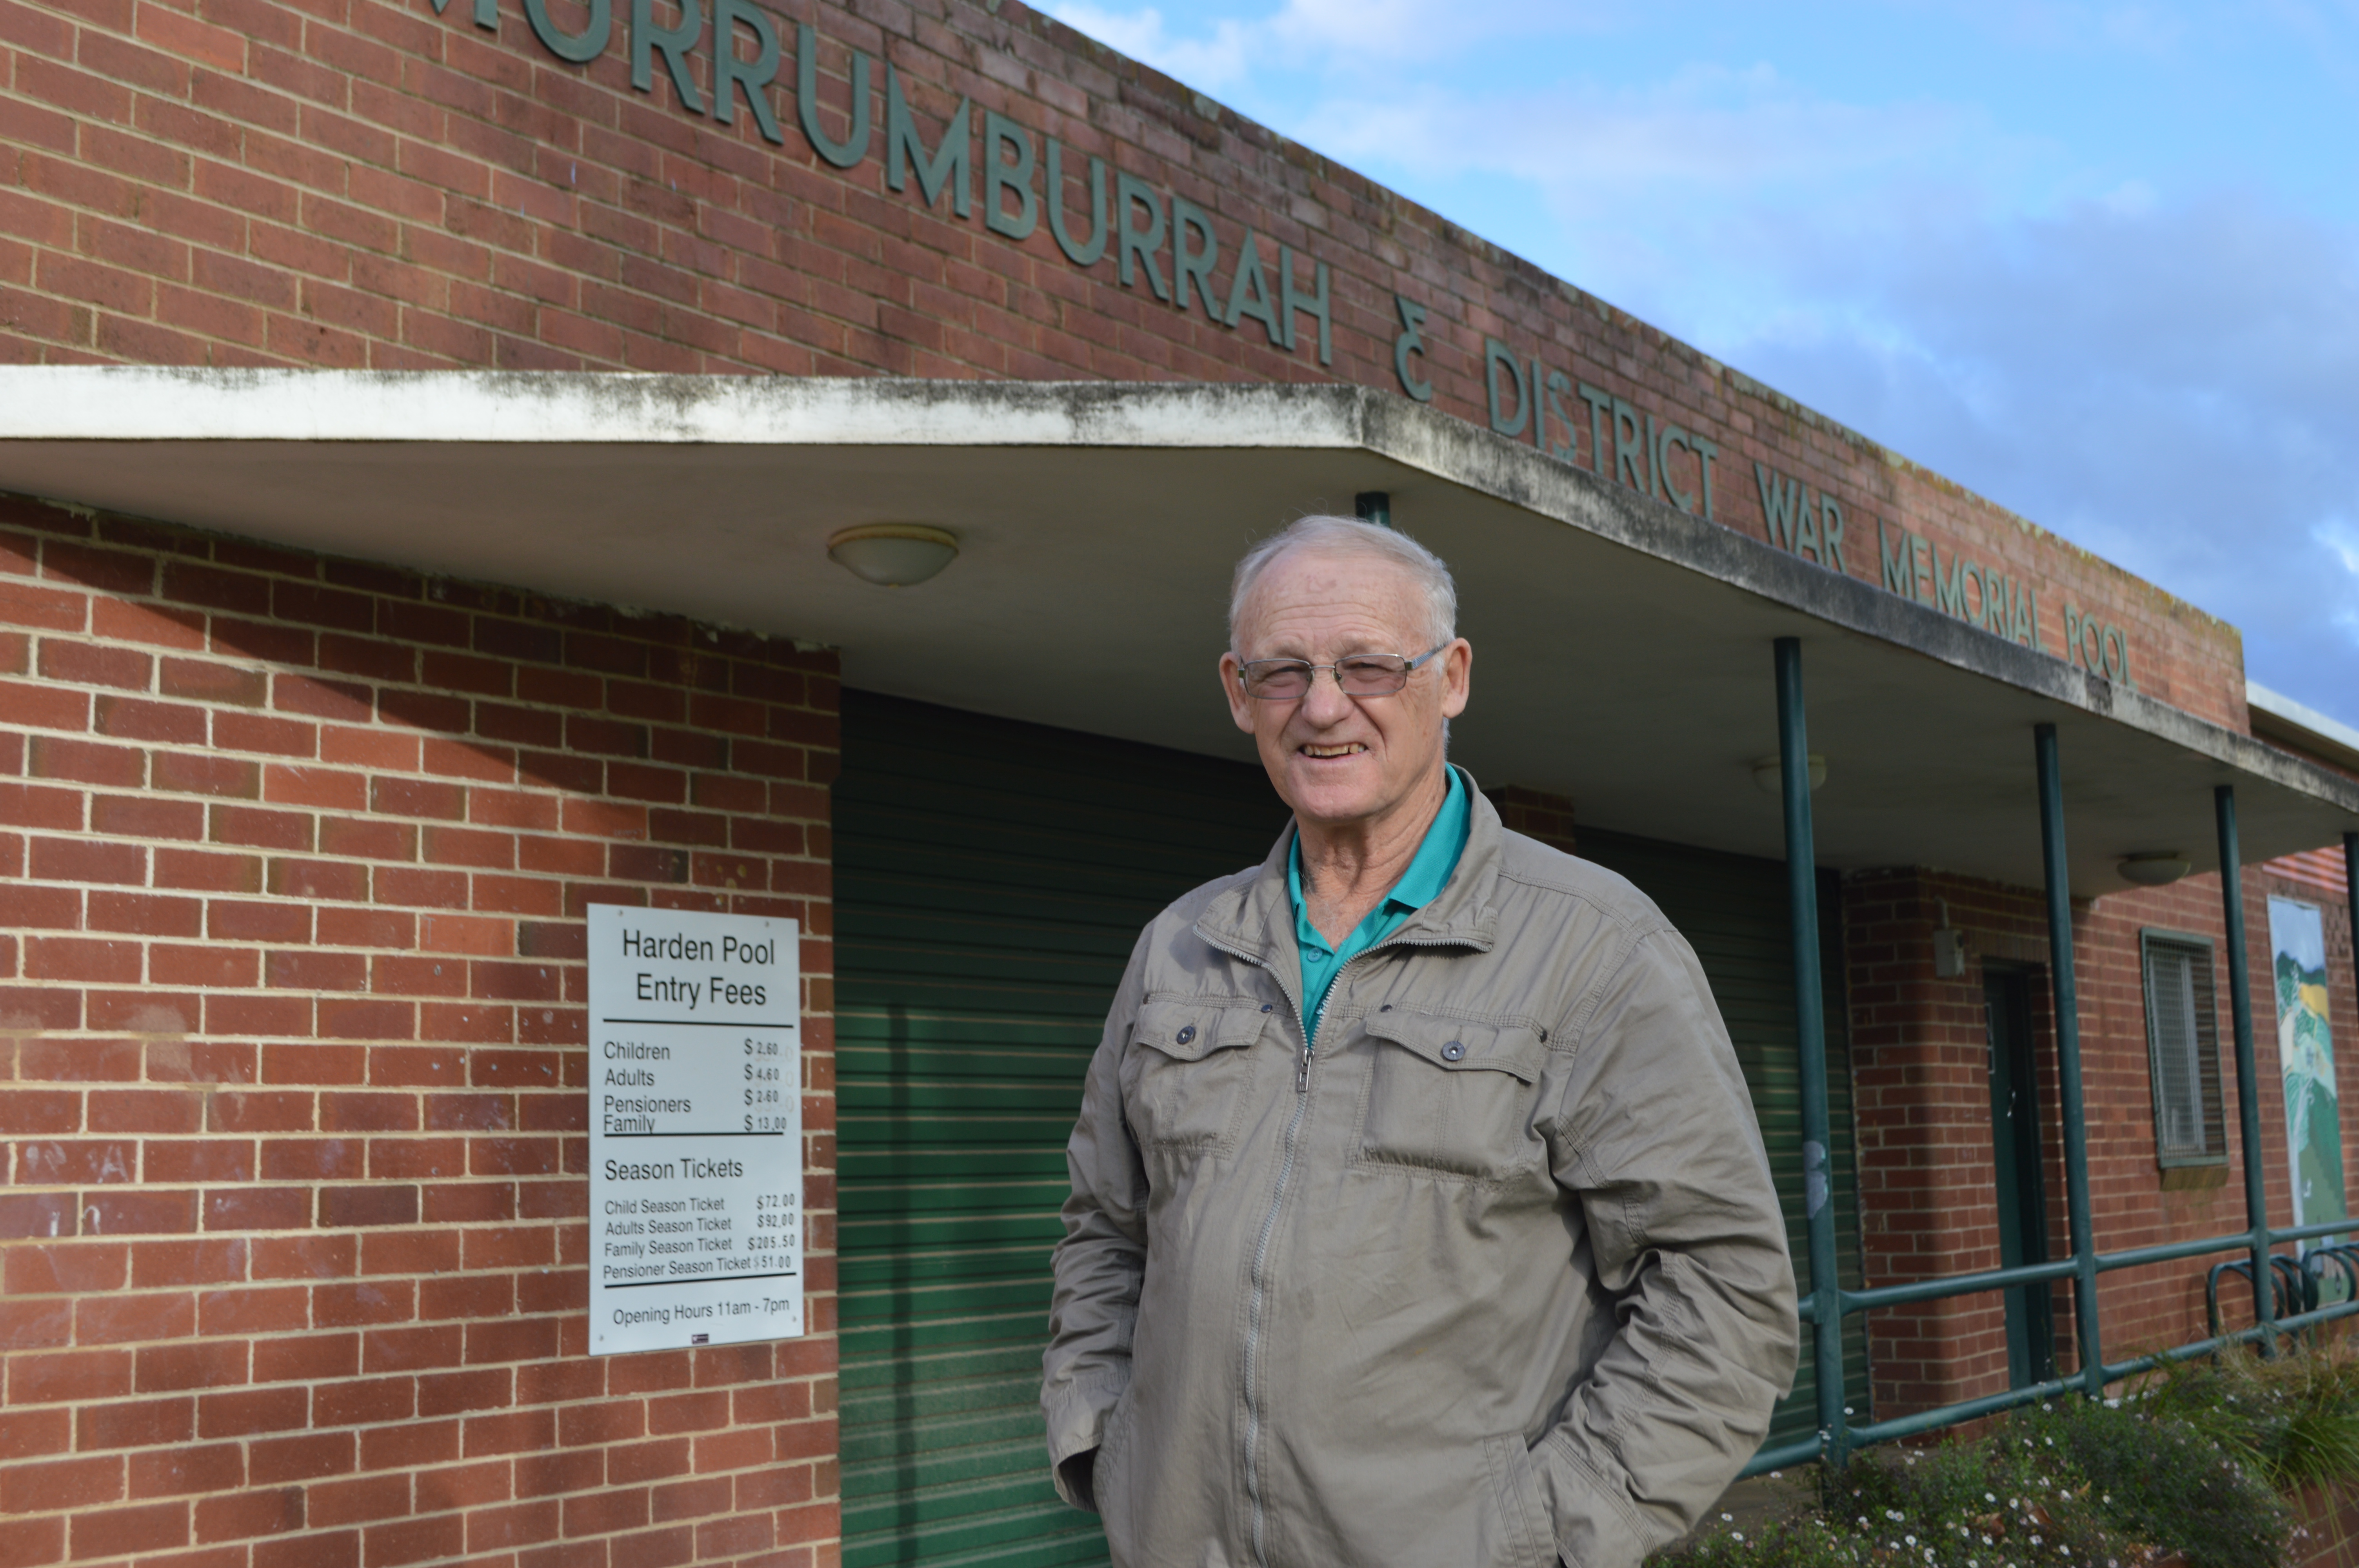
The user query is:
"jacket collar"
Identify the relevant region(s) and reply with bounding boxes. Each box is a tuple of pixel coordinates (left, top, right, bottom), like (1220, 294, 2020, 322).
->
(1194, 764, 1504, 972)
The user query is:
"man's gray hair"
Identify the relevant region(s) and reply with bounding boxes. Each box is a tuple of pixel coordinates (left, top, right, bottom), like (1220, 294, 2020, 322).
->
(1227, 515, 1458, 653)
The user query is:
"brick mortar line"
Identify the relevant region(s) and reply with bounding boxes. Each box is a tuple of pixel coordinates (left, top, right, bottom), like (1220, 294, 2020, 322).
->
(4, 519, 836, 655)
(9, 628, 839, 689)
(5, 659, 838, 715)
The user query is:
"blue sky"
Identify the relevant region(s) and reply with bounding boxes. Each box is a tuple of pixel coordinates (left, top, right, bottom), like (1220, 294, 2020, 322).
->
(1044, 0, 2359, 726)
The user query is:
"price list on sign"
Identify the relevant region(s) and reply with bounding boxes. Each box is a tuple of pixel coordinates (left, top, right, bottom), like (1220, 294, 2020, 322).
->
(587, 904, 804, 1355)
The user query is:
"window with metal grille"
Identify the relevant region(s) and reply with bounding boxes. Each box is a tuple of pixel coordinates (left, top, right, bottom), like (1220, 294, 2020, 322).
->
(2141, 930, 2226, 1167)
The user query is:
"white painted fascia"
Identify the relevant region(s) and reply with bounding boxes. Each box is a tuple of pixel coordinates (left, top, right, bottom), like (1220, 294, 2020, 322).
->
(2250, 681, 2359, 772)
(2, 365, 2353, 820)
(0, 367, 1376, 450)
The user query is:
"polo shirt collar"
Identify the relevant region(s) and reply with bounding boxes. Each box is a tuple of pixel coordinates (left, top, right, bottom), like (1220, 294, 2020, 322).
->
(1287, 764, 1468, 960)
(1194, 766, 1504, 984)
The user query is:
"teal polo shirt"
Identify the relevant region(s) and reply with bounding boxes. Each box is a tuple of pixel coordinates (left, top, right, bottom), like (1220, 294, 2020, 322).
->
(1287, 766, 1471, 1044)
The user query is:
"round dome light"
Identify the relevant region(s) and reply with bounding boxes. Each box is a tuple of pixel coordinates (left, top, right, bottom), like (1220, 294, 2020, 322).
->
(1751, 753, 1827, 795)
(2118, 852, 2190, 887)
(827, 523, 959, 587)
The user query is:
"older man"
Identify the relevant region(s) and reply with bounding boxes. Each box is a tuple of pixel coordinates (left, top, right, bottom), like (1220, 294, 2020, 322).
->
(1041, 515, 1797, 1568)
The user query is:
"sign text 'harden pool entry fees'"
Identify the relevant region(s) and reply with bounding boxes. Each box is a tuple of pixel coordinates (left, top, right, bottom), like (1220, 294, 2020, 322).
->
(588, 904, 804, 1355)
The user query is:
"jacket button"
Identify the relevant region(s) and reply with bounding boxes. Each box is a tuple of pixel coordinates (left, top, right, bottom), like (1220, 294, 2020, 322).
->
(1440, 1040, 1466, 1062)
(1175, 1025, 1196, 1045)
(1261, 1003, 1274, 1013)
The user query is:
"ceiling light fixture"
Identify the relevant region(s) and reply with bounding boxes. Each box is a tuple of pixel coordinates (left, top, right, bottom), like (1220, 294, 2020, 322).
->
(1751, 754, 1827, 795)
(827, 523, 960, 587)
(2117, 851, 2191, 887)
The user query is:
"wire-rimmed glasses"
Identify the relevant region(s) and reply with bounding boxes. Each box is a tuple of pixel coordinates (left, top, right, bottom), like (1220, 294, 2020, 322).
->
(1234, 642, 1450, 701)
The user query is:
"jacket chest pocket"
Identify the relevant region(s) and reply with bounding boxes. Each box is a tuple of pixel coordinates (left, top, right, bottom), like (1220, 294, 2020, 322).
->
(1123, 998, 1272, 1156)
(1354, 1014, 1546, 1182)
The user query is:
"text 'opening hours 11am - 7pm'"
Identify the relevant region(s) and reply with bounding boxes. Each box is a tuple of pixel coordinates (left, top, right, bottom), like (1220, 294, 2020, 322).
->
(586, 904, 805, 1354)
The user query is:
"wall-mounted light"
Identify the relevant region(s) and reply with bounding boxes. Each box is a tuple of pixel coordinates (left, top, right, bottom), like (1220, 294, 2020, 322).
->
(1932, 897, 1967, 979)
(1751, 753, 1827, 795)
(827, 523, 959, 587)
(2117, 851, 2190, 887)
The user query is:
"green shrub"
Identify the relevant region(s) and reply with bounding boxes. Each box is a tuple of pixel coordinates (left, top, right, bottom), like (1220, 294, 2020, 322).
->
(2133, 1339, 2359, 1493)
(1665, 1396, 2292, 1568)
(2027, 1397, 2290, 1568)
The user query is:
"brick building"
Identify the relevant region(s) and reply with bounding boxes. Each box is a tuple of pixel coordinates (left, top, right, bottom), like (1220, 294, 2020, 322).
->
(0, 1, 2355, 1566)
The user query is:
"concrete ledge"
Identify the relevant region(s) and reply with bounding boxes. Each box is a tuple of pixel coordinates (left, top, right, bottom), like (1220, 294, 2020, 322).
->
(1, 367, 2352, 855)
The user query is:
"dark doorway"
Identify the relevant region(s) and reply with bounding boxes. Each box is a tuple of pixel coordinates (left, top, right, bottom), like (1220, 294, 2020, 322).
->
(1985, 968, 2056, 1387)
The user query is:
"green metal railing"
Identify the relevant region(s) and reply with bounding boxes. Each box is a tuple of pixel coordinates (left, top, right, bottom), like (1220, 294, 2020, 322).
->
(1744, 641, 2359, 1478)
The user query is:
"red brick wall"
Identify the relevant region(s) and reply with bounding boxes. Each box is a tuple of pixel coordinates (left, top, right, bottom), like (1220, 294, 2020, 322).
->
(0, 0, 2248, 726)
(1484, 785, 1577, 853)
(2270, 847, 2350, 900)
(1846, 869, 2023, 1412)
(0, 493, 841, 1568)
(1846, 860, 2359, 1419)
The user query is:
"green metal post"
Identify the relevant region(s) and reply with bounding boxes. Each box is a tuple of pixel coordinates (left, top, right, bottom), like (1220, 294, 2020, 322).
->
(1774, 639, 1846, 1463)
(2034, 724, 2104, 1397)
(2219, 785, 2275, 1352)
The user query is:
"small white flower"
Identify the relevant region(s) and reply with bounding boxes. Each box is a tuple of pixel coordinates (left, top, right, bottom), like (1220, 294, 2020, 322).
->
(1732, 1533, 1745, 1543)
(1723, 1514, 1735, 1523)
(1888, 1510, 1906, 1523)
(1985, 1494, 1997, 1503)
(1906, 1536, 1917, 1546)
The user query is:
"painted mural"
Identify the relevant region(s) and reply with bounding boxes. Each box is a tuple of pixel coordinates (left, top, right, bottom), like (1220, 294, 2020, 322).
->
(2270, 898, 2346, 1265)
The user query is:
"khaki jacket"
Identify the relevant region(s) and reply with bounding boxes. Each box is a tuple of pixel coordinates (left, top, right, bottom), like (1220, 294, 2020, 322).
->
(1041, 777, 1799, 1568)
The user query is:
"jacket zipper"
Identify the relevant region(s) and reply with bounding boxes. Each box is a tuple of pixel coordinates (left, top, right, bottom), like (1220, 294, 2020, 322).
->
(1198, 927, 1479, 1568)
(1296, 987, 1326, 1093)
(1197, 927, 1303, 1568)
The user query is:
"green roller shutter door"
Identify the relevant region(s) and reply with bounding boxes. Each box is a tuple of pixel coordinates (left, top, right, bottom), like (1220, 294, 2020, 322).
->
(834, 693, 1287, 1568)
(834, 695, 1865, 1567)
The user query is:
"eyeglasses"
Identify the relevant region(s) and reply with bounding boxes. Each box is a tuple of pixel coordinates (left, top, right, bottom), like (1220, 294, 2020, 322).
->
(1234, 642, 1450, 701)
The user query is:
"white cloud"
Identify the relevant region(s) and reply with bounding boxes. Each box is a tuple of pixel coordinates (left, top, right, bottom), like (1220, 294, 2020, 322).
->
(2314, 517, 2359, 581)
(1307, 62, 1973, 196)
(1267, 0, 1609, 58)
(1047, 0, 1608, 81)
(1889, 0, 2191, 55)
(1044, 3, 1262, 89)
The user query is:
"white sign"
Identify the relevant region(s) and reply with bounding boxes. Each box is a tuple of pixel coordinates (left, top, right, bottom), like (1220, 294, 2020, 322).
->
(587, 903, 803, 1354)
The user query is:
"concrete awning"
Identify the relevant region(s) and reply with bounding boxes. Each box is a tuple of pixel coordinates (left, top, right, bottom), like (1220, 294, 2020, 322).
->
(0, 367, 2350, 897)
